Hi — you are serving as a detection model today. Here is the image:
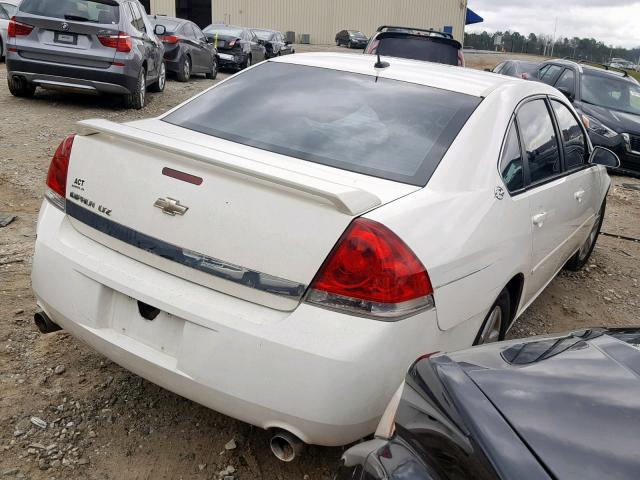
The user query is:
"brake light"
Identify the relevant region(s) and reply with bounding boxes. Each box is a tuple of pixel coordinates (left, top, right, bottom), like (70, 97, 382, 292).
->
(98, 32, 132, 52)
(306, 218, 433, 319)
(227, 38, 238, 48)
(45, 135, 75, 211)
(458, 50, 465, 67)
(365, 39, 379, 54)
(8, 16, 33, 37)
(160, 35, 179, 44)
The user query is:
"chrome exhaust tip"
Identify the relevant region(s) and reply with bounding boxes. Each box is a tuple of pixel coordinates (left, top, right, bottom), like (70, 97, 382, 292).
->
(34, 311, 62, 334)
(269, 430, 305, 462)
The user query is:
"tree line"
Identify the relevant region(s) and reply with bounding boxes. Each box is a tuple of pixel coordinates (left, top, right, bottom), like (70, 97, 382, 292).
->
(464, 30, 640, 64)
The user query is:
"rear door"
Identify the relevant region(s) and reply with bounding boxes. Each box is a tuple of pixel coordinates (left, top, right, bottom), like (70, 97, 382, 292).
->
(124, 1, 156, 77)
(14, 0, 121, 68)
(518, 98, 574, 301)
(189, 22, 211, 71)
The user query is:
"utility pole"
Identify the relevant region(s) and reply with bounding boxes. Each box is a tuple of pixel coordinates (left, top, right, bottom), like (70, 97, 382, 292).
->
(550, 17, 558, 57)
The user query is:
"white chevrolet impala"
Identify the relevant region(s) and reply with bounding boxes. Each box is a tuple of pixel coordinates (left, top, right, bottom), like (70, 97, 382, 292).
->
(31, 53, 619, 449)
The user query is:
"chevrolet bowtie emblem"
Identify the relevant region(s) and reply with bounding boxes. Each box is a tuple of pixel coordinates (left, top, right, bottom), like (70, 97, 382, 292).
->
(154, 197, 189, 216)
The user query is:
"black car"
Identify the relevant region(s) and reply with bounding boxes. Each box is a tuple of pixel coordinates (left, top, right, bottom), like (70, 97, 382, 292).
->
(364, 26, 464, 67)
(202, 24, 265, 70)
(335, 29, 368, 49)
(338, 328, 640, 480)
(490, 59, 540, 79)
(150, 16, 217, 82)
(251, 28, 294, 58)
(536, 59, 640, 176)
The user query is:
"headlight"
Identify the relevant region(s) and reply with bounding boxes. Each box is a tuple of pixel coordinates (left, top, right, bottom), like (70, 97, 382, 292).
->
(582, 115, 618, 138)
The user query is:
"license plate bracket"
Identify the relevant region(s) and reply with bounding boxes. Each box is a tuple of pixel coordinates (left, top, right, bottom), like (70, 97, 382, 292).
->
(54, 32, 78, 45)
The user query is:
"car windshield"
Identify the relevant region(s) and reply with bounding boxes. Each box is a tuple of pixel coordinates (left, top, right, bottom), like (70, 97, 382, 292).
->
(372, 37, 460, 66)
(19, 0, 120, 23)
(581, 72, 640, 116)
(253, 30, 273, 40)
(163, 62, 480, 186)
(204, 25, 243, 37)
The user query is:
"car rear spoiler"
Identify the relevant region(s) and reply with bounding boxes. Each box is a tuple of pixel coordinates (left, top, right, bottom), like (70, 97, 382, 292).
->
(77, 119, 382, 216)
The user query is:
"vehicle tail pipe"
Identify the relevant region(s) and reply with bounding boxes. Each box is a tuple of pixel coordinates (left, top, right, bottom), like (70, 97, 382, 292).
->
(34, 311, 62, 334)
(269, 429, 305, 462)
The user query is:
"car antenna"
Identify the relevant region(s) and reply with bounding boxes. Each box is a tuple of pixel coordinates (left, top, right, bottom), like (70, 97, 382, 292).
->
(374, 53, 390, 69)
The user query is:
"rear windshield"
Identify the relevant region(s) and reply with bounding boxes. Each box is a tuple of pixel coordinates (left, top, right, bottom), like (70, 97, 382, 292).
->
(203, 25, 243, 37)
(253, 29, 273, 40)
(374, 36, 460, 66)
(164, 63, 480, 186)
(20, 0, 120, 23)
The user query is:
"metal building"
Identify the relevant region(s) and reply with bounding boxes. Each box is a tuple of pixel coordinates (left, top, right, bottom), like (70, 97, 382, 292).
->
(146, 0, 475, 44)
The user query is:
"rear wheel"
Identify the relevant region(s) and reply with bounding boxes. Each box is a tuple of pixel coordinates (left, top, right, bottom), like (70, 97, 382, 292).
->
(0, 37, 4, 62)
(565, 201, 605, 271)
(242, 55, 252, 70)
(176, 55, 191, 82)
(8, 76, 36, 98)
(474, 289, 510, 346)
(348, 41, 353, 48)
(149, 62, 166, 93)
(123, 68, 146, 110)
(206, 57, 218, 79)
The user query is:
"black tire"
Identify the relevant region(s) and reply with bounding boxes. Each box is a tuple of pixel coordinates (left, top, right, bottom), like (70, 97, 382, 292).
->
(348, 41, 353, 49)
(205, 56, 218, 80)
(565, 200, 606, 271)
(241, 54, 252, 70)
(149, 62, 166, 93)
(0, 37, 4, 62)
(176, 55, 191, 82)
(123, 68, 146, 110)
(474, 289, 510, 346)
(7, 76, 36, 98)
(336, 40, 340, 46)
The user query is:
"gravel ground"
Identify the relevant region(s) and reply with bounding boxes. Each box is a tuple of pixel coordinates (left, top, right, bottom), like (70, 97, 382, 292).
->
(1, 46, 639, 480)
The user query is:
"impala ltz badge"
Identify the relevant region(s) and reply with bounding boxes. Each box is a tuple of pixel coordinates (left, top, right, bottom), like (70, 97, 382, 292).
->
(61, 22, 70, 31)
(154, 197, 189, 216)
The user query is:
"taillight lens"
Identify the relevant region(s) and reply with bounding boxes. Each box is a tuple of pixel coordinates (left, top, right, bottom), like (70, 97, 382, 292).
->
(365, 39, 379, 54)
(458, 50, 465, 67)
(98, 32, 132, 52)
(227, 38, 238, 48)
(160, 35, 179, 44)
(8, 16, 33, 37)
(306, 218, 434, 319)
(45, 135, 75, 211)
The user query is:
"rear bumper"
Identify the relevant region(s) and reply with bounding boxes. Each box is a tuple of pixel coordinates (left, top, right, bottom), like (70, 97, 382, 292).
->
(6, 55, 137, 95)
(217, 52, 243, 68)
(32, 201, 444, 446)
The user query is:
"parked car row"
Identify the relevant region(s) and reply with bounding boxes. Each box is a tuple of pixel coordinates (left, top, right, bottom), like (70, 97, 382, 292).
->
(490, 58, 640, 177)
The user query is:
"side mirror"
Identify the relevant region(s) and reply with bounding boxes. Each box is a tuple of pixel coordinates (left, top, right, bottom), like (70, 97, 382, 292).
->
(590, 146, 621, 168)
(154, 24, 166, 36)
(484, 68, 492, 72)
(557, 87, 575, 102)
(257, 39, 265, 45)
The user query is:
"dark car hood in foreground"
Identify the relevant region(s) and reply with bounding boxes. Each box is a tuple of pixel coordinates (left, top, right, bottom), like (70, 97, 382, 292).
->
(450, 329, 640, 480)
(579, 102, 640, 135)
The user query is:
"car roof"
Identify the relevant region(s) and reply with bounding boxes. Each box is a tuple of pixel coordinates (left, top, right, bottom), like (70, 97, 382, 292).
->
(272, 52, 532, 98)
(150, 15, 186, 24)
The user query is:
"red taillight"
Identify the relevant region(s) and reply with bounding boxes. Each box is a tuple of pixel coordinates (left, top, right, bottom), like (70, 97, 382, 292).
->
(45, 135, 75, 210)
(98, 32, 132, 52)
(307, 218, 433, 319)
(365, 39, 379, 54)
(458, 50, 465, 67)
(160, 35, 179, 44)
(521, 72, 530, 80)
(8, 16, 33, 37)
(227, 38, 238, 48)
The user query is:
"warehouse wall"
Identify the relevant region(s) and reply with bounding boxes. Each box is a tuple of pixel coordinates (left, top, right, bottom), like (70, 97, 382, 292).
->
(213, 0, 467, 44)
(150, 0, 176, 17)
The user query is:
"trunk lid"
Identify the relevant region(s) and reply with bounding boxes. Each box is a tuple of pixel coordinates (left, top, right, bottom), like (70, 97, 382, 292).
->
(211, 34, 239, 51)
(64, 118, 418, 311)
(14, 6, 120, 68)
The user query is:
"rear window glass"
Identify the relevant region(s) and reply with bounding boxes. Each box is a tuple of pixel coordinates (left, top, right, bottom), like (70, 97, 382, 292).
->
(374, 37, 460, 66)
(20, 0, 120, 23)
(164, 62, 480, 186)
(252, 29, 273, 40)
(203, 25, 243, 37)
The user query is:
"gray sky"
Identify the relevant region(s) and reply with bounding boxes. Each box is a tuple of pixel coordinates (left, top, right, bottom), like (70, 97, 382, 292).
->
(467, 0, 640, 48)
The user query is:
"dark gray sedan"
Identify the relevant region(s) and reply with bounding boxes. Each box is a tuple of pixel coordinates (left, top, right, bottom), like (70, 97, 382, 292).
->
(251, 28, 294, 59)
(202, 24, 265, 70)
(150, 16, 217, 82)
(6, 0, 165, 109)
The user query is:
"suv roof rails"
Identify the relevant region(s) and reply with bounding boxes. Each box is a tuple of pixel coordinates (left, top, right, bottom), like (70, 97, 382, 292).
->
(560, 56, 629, 77)
(376, 26, 454, 40)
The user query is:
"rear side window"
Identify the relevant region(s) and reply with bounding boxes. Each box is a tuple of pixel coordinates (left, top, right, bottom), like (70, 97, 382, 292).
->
(517, 100, 561, 184)
(551, 100, 587, 170)
(20, 0, 120, 23)
(0, 4, 8, 19)
(554, 69, 576, 95)
(373, 37, 460, 66)
(540, 65, 563, 85)
(500, 122, 525, 192)
(127, 2, 145, 32)
(164, 62, 481, 186)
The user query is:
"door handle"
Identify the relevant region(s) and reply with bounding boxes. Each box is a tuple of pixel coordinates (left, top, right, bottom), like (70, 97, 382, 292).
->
(532, 212, 547, 227)
(574, 190, 585, 203)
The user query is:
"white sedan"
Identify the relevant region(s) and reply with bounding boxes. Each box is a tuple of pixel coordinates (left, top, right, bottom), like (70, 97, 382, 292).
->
(0, 0, 19, 60)
(31, 52, 619, 448)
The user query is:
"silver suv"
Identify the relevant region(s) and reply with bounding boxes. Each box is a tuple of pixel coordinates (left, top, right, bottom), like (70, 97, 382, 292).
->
(6, 0, 166, 109)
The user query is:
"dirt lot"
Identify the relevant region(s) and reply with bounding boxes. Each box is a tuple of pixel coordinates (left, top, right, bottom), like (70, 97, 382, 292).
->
(1, 47, 639, 480)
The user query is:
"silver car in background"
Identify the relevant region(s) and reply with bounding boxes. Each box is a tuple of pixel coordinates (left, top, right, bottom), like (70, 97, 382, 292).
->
(6, 0, 165, 108)
(0, 0, 20, 60)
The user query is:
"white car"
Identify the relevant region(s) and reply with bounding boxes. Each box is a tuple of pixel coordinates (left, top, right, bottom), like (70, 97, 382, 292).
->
(31, 53, 619, 449)
(0, 0, 19, 60)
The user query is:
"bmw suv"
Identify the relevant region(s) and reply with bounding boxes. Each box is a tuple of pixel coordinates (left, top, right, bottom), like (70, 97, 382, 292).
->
(6, 0, 166, 109)
(537, 59, 640, 176)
